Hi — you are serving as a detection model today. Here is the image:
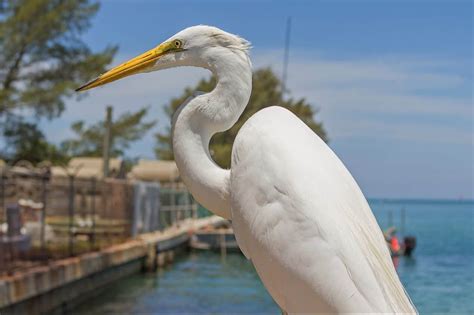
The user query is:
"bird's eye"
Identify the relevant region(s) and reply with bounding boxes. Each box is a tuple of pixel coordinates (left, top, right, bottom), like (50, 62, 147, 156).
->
(174, 40, 182, 49)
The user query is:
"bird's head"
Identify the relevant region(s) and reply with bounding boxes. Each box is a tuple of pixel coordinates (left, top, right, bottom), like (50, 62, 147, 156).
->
(76, 25, 251, 92)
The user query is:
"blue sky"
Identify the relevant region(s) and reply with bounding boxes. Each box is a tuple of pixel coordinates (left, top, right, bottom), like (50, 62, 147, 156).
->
(40, 0, 472, 199)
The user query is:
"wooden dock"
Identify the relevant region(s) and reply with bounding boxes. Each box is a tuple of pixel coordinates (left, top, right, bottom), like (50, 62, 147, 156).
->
(190, 220, 241, 254)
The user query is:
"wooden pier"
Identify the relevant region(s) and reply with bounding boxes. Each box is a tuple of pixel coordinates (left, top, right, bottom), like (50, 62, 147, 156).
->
(190, 220, 241, 254)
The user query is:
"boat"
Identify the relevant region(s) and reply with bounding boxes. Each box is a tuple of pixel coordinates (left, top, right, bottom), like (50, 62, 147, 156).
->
(384, 227, 417, 257)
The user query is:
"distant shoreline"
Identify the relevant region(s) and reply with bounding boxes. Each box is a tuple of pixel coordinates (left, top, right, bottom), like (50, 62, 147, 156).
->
(367, 198, 474, 204)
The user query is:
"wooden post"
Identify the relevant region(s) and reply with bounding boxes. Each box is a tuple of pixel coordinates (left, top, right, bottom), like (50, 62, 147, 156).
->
(401, 207, 406, 235)
(103, 106, 113, 178)
(388, 210, 393, 227)
(0, 166, 5, 223)
(68, 175, 75, 256)
(90, 177, 96, 251)
(281, 16, 292, 96)
(6, 204, 21, 261)
(6, 204, 21, 237)
(40, 173, 48, 253)
(220, 230, 227, 260)
(171, 180, 177, 227)
(145, 244, 157, 272)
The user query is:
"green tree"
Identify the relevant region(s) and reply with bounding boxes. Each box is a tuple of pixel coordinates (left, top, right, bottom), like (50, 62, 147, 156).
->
(155, 68, 328, 168)
(1, 119, 68, 164)
(61, 106, 157, 157)
(0, 0, 117, 162)
(0, 0, 117, 119)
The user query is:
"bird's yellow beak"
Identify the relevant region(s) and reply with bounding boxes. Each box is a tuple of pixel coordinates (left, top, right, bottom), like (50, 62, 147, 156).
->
(76, 42, 172, 92)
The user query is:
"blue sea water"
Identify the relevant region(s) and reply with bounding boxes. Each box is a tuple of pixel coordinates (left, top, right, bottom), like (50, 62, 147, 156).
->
(71, 200, 473, 314)
(371, 200, 474, 314)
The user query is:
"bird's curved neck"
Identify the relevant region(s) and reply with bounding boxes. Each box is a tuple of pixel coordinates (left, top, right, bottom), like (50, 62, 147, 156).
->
(172, 50, 252, 218)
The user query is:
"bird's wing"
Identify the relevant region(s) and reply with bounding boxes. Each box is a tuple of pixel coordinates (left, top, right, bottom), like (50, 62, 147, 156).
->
(230, 106, 415, 313)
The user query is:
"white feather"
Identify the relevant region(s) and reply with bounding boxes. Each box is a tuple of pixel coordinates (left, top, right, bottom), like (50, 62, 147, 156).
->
(231, 106, 415, 313)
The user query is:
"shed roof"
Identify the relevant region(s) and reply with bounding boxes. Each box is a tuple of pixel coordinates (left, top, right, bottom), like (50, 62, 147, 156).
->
(128, 159, 180, 182)
(51, 157, 122, 179)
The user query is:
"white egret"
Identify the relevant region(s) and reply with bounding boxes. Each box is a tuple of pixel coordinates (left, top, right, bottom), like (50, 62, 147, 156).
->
(77, 25, 417, 314)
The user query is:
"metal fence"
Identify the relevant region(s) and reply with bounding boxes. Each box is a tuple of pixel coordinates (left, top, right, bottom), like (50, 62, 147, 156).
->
(0, 162, 197, 276)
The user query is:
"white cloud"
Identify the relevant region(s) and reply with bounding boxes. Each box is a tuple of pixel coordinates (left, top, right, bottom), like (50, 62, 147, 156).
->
(333, 118, 472, 145)
(251, 49, 472, 145)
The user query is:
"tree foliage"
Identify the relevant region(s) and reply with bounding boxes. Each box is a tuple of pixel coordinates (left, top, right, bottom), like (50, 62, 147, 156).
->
(155, 68, 328, 168)
(1, 119, 68, 164)
(0, 0, 117, 164)
(61, 107, 156, 157)
(0, 0, 117, 119)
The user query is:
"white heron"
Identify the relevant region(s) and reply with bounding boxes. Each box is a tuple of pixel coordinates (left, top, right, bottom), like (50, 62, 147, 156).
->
(77, 25, 417, 314)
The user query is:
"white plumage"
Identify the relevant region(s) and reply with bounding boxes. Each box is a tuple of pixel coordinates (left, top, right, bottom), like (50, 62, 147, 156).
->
(232, 106, 414, 313)
(77, 25, 417, 314)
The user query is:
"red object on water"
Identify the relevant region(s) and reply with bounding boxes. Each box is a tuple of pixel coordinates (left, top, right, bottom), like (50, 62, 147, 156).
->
(391, 236, 401, 252)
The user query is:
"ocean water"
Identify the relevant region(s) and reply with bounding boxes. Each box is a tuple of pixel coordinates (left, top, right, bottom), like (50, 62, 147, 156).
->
(71, 200, 473, 314)
(371, 200, 474, 314)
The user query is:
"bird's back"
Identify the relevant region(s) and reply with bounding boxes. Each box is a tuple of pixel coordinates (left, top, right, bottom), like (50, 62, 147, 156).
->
(230, 106, 416, 313)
